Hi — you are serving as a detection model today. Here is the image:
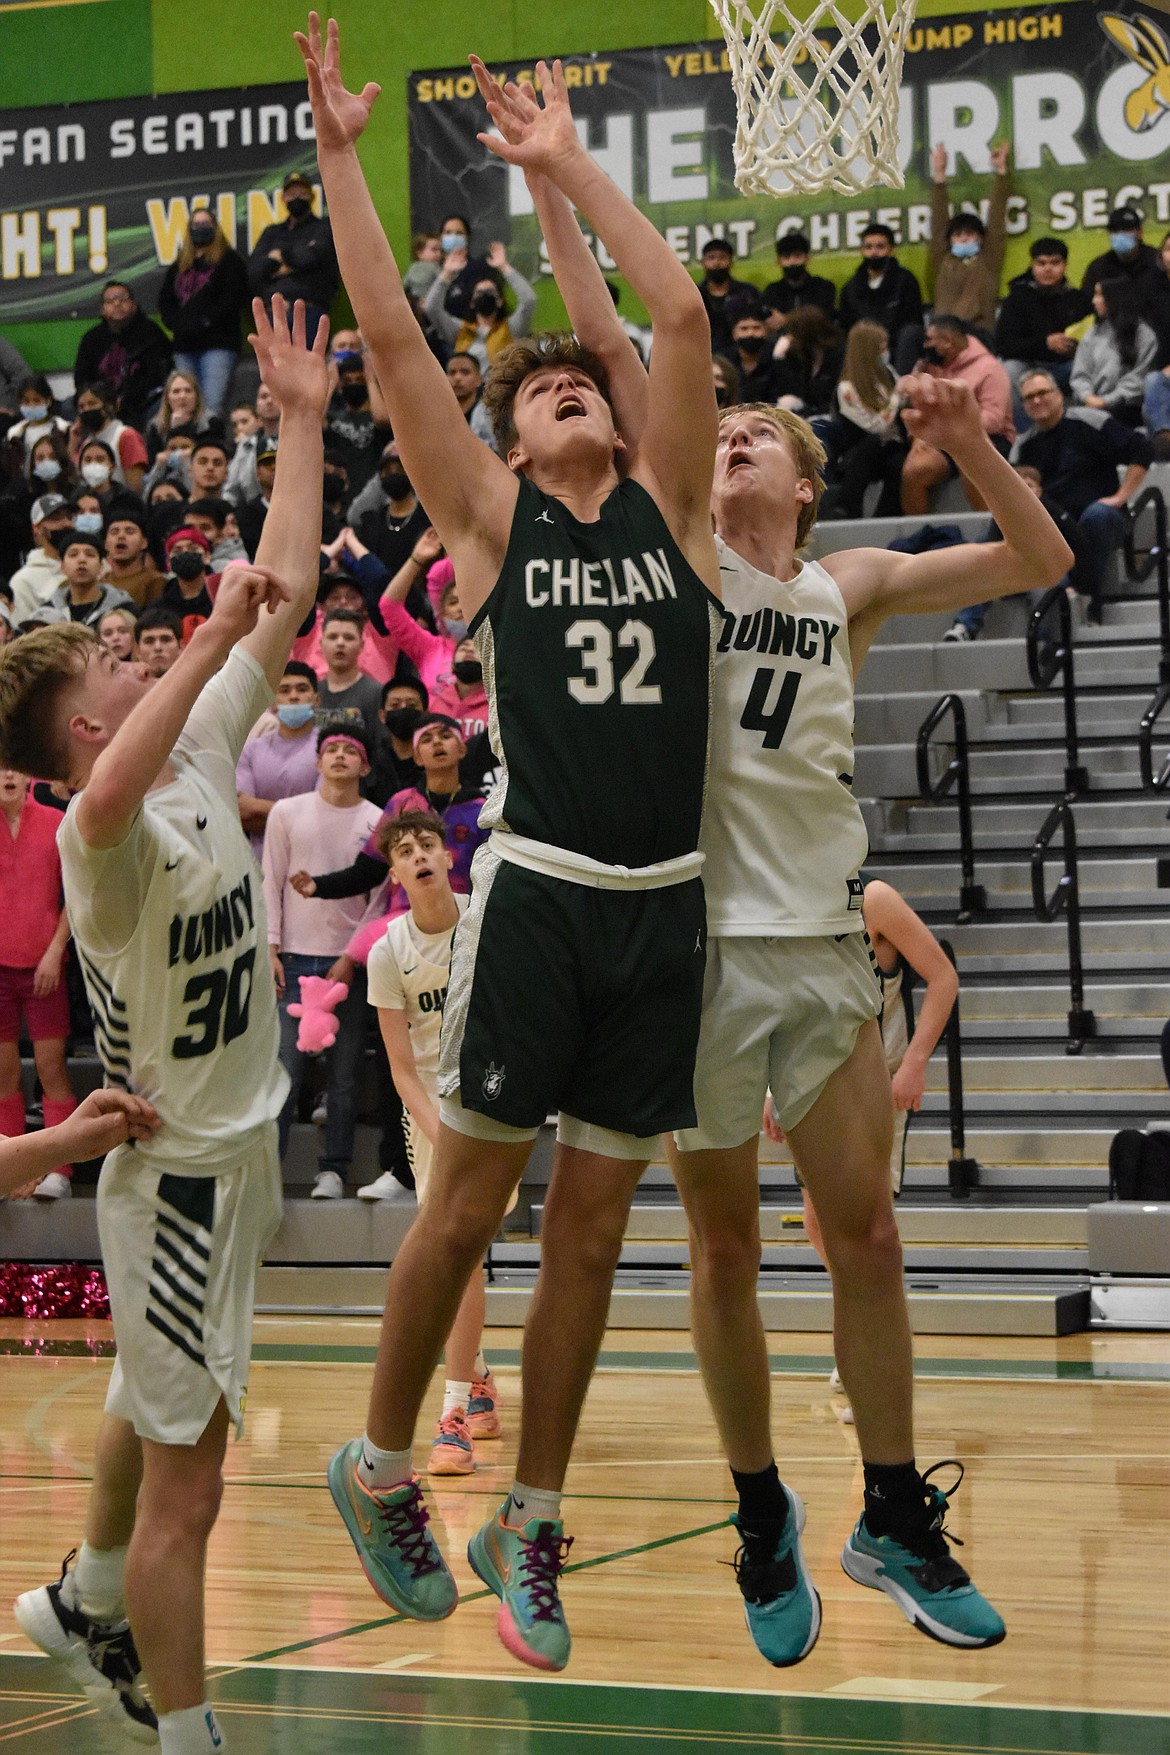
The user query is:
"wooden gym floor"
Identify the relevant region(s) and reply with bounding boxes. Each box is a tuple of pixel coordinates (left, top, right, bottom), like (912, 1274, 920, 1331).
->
(0, 1317, 1167, 1751)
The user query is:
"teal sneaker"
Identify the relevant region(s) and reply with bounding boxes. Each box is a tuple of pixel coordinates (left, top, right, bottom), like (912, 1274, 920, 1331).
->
(328, 1439, 458, 1620)
(467, 1501, 573, 1671)
(730, 1484, 821, 1666)
(841, 1461, 1006, 1648)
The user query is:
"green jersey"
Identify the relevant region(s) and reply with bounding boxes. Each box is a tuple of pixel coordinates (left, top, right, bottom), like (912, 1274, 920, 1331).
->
(472, 474, 719, 869)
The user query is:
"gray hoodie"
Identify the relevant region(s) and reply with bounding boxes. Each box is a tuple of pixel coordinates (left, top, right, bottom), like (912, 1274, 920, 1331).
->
(1070, 318, 1158, 412)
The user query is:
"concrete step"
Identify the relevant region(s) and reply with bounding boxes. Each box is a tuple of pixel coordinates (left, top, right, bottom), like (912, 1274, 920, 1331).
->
(859, 638, 1161, 699)
(616, 1202, 1090, 1245)
(1000, 690, 1159, 730)
(943, 915, 1170, 955)
(955, 981, 1170, 1022)
(920, 1052, 1164, 1092)
(865, 854, 1161, 903)
(762, 1123, 1115, 1170)
(495, 1238, 1090, 1273)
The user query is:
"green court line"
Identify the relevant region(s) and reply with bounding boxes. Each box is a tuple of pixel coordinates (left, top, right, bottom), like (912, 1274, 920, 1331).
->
(2, 1335, 1166, 1383)
(241, 1518, 729, 1664)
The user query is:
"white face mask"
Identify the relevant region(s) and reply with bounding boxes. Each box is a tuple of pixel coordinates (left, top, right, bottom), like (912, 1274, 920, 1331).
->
(81, 462, 111, 486)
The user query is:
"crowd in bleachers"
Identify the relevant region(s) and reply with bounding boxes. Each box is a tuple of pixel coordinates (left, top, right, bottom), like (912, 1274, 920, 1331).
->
(2, 155, 1169, 1199)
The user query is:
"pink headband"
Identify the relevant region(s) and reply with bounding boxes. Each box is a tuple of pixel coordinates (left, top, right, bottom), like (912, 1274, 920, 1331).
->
(319, 733, 368, 763)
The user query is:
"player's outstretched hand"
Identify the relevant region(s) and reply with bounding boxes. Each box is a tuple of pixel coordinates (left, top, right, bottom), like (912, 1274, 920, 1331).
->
(63, 1090, 160, 1165)
(209, 561, 291, 644)
(471, 57, 580, 174)
(295, 12, 380, 151)
(900, 375, 981, 457)
(249, 294, 330, 420)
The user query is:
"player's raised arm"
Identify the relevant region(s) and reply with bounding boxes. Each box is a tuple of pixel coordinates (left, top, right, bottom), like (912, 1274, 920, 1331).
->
(830, 377, 1074, 667)
(477, 59, 717, 577)
(240, 295, 332, 687)
(295, 13, 517, 608)
(469, 62, 650, 450)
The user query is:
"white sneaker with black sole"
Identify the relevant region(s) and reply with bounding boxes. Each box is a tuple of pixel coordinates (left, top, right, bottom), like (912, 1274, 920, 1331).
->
(34, 1171, 72, 1200)
(14, 1553, 157, 1743)
(941, 622, 972, 642)
(311, 1169, 345, 1199)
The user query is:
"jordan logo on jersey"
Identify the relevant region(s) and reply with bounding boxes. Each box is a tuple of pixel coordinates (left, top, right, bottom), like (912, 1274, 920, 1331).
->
(482, 1061, 505, 1101)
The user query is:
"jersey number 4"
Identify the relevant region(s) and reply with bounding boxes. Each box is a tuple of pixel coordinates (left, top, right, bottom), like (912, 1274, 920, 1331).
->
(565, 619, 661, 706)
(742, 666, 802, 749)
(172, 949, 256, 1060)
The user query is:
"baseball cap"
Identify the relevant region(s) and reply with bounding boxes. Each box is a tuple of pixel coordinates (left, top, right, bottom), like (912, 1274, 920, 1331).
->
(1108, 206, 1142, 230)
(30, 493, 68, 526)
(282, 169, 314, 192)
(256, 434, 279, 464)
(778, 232, 812, 255)
(164, 525, 212, 558)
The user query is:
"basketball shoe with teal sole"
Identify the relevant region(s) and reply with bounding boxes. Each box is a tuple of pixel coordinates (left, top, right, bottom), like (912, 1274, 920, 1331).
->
(328, 1439, 458, 1619)
(841, 1461, 1005, 1648)
(468, 1501, 573, 1671)
(731, 1484, 821, 1666)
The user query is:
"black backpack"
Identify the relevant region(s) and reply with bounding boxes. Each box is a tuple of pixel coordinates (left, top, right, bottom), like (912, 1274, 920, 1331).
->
(1109, 1129, 1170, 1200)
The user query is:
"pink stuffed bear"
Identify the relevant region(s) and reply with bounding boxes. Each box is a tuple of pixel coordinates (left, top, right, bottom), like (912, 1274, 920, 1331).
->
(287, 976, 349, 1053)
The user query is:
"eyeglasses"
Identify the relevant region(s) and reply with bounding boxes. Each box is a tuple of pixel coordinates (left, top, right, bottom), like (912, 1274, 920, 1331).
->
(102, 292, 133, 306)
(1021, 388, 1057, 403)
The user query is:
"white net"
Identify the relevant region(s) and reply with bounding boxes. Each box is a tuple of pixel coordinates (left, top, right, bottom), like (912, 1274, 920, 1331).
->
(712, 0, 917, 197)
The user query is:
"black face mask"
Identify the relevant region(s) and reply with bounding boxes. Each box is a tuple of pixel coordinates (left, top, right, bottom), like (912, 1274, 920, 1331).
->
(384, 706, 422, 740)
(190, 224, 216, 247)
(170, 550, 206, 582)
(380, 470, 412, 501)
(79, 407, 105, 432)
(705, 266, 731, 286)
(781, 264, 807, 280)
(737, 338, 765, 357)
(340, 382, 368, 409)
(920, 344, 943, 365)
(715, 384, 733, 408)
(453, 658, 482, 685)
(323, 472, 346, 503)
(473, 291, 501, 318)
(285, 196, 312, 220)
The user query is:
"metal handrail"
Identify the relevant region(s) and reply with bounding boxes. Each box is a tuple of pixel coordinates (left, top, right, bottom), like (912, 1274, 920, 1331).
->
(915, 693, 986, 919)
(1138, 681, 1170, 791)
(1123, 484, 1170, 684)
(1026, 584, 1089, 797)
(1031, 799, 1097, 1054)
(937, 937, 979, 1200)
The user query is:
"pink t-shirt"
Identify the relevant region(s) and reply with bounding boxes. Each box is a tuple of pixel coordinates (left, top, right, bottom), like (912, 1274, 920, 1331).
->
(292, 606, 399, 687)
(430, 676, 489, 741)
(0, 797, 64, 967)
(263, 790, 385, 956)
(379, 600, 455, 693)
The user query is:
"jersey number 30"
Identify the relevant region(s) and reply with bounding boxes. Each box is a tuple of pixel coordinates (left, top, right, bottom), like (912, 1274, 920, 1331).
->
(173, 949, 255, 1059)
(565, 619, 661, 706)
(742, 666, 802, 749)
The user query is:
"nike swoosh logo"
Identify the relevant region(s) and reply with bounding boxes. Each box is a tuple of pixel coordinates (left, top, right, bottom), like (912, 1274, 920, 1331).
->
(196, 815, 208, 830)
(401, 965, 418, 976)
(165, 858, 180, 871)
(489, 1524, 511, 1582)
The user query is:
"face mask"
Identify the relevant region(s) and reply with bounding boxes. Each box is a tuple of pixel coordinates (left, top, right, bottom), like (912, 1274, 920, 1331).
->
(781, 264, 807, 280)
(380, 469, 411, 500)
(323, 472, 346, 502)
(950, 238, 981, 259)
(276, 703, 316, 729)
(79, 408, 105, 433)
(453, 658, 482, 685)
(441, 230, 466, 254)
(473, 291, 500, 318)
(170, 550, 206, 582)
(705, 266, 731, 285)
(921, 344, 943, 365)
(33, 459, 61, 481)
(74, 513, 103, 535)
(189, 222, 216, 247)
(444, 617, 469, 642)
(1109, 231, 1137, 255)
(737, 337, 765, 356)
(714, 384, 732, 408)
(879, 349, 891, 365)
(81, 462, 111, 486)
(22, 404, 49, 423)
(384, 705, 422, 740)
(340, 381, 368, 408)
(168, 448, 190, 467)
(285, 196, 311, 220)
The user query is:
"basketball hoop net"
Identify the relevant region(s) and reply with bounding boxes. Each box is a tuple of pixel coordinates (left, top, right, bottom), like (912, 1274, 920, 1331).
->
(712, 0, 918, 196)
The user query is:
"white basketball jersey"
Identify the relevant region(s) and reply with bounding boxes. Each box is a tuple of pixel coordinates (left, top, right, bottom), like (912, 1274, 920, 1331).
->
(365, 895, 470, 1090)
(58, 649, 288, 1174)
(701, 540, 869, 936)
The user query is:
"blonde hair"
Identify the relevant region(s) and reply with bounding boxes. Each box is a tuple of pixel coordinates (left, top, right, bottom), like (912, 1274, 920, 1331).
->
(719, 403, 826, 548)
(0, 624, 96, 782)
(483, 332, 612, 457)
(175, 209, 228, 274)
(157, 369, 205, 441)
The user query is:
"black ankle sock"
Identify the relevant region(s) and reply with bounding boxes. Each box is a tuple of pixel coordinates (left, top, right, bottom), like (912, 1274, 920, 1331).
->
(862, 1460, 923, 1537)
(731, 1462, 790, 1539)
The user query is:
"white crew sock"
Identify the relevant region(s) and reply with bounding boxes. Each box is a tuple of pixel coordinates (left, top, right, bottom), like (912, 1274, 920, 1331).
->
(356, 1434, 414, 1491)
(72, 1541, 128, 1624)
(505, 1481, 562, 1527)
(158, 1702, 224, 1754)
(473, 1350, 488, 1381)
(442, 1380, 472, 1419)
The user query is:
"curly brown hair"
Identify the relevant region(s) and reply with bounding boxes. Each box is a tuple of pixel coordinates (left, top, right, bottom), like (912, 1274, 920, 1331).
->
(375, 808, 447, 864)
(0, 623, 96, 783)
(483, 331, 614, 458)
